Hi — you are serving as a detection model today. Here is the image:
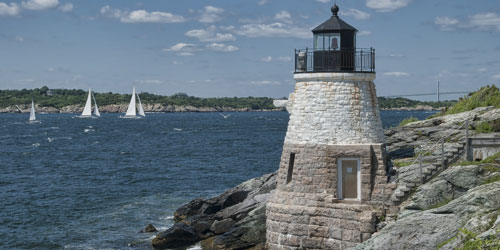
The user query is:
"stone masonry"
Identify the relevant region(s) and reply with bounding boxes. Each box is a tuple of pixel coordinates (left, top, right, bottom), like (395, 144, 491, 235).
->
(266, 73, 395, 249)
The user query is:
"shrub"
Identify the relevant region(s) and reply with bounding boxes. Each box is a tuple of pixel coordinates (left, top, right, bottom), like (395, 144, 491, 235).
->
(399, 117, 419, 126)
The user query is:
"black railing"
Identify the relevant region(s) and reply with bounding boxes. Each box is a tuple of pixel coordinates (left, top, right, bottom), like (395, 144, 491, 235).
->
(294, 48, 375, 73)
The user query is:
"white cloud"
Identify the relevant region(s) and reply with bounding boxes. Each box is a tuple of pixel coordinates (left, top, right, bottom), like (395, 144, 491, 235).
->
(22, 0, 59, 10)
(469, 12, 500, 31)
(260, 56, 292, 63)
(477, 68, 488, 72)
(366, 0, 411, 12)
(122, 10, 185, 23)
(199, 6, 224, 23)
(163, 43, 199, 56)
(185, 26, 236, 42)
(164, 42, 238, 55)
(58, 3, 72, 12)
(492, 75, 500, 80)
(435, 12, 500, 32)
(384, 72, 409, 77)
(315, 0, 330, 3)
(236, 23, 309, 39)
(0, 2, 20, 16)
(257, 0, 269, 6)
(251, 80, 281, 85)
(435, 16, 459, 31)
(101, 6, 186, 24)
(341, 9, 371, 20)
(15, 36, 24, 42)
(206, 43, 239, 52)
(260, 56, 273, 62)
(275, 10, 292, 24)
(358, 30, 372, 36)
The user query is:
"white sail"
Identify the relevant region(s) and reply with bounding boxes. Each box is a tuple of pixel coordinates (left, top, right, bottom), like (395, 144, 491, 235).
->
(29, 99, 36, 121)
(92, 92, 101, 117)
(137, 92, 145, 117)
(125, 86, 137, 117)
(81, 88, 93, 117)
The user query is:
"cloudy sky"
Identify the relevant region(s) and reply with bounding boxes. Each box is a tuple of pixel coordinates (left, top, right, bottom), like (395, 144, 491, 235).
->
(0, 0, 499, 100)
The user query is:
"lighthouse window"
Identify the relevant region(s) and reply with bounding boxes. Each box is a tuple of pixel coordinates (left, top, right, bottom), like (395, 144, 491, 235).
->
(287, 153, 295, 184)
(314, 33, 341, 51)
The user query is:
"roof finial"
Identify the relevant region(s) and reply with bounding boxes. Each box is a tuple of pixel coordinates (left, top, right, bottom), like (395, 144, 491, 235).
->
(331, 3, 339, 16)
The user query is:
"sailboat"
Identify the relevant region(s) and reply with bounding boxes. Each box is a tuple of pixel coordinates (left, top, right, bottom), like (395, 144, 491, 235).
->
(28, 99, 39, 123)
(121, 86, 146, 118)
(78, 88, 101, 118)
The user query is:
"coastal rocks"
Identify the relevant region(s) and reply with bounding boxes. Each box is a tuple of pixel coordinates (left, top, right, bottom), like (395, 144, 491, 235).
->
(353, 181, 500, 250)
(142, 224, 158, 233)
(152, 223, 200, 248)
(402, 165, 487, 211)
(152, 173, 276, 249)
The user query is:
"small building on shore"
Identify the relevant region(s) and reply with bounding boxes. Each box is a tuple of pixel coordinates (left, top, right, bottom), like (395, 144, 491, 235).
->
(266, 4, 395, 249)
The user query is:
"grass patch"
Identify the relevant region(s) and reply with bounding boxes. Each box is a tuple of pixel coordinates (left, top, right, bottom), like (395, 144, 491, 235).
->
(456, 228, 500, 250)
(393, 161, 414, 168)
(483, 176, 500, 185)
(446, 85, 500, 115)
(428, 198, 452, 210)
(399, 117, 419, 126)
(453, 152, 500, 167)
(475, 122, 494, 133)
(483, 165, 500, 173)
(437, 235, 458, 249)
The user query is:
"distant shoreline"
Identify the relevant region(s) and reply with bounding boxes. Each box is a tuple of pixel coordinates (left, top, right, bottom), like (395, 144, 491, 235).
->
(0, 104, 286, 114)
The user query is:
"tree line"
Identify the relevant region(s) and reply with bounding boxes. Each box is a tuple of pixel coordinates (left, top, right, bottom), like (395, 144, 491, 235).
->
(0, 86, 459, 110)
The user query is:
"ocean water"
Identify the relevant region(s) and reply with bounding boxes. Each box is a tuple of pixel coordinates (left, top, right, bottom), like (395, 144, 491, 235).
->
(0, 110, 434, 249)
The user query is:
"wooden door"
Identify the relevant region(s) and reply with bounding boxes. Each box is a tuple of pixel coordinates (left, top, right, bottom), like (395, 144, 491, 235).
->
(340, 159, 359, 199)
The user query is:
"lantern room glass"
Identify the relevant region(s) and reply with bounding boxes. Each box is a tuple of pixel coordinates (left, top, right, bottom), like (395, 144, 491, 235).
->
(313, 33, 341, 51)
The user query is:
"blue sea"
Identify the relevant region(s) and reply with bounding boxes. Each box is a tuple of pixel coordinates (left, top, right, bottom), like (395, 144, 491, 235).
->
(0, 110, 434, 249)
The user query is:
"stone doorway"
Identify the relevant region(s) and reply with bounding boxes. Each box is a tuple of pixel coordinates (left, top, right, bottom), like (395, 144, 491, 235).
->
(338, 158, 360, 200)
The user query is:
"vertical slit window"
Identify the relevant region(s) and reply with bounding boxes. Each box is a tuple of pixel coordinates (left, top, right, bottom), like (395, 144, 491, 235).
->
(287, 153, 295, 184)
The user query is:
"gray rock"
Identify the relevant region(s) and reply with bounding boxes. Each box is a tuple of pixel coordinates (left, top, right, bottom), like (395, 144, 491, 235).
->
(211, 218, 235, 235)
(152, 223, 200, 249)
(153, 172, 276, 249)
(353, 182, 500, 250)
(402, 165, 485, 211)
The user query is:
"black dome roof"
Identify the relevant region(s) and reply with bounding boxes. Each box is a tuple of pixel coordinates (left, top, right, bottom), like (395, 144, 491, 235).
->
(312, 4, 358, 34)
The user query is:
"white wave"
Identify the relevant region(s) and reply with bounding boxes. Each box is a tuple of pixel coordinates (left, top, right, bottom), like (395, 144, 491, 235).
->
(32, 143, 40, 147)
(84, 129, 95, 133)
(47, 137, 54, 142)
(187, 243, 202, 250)
(173, 128, 183, 131)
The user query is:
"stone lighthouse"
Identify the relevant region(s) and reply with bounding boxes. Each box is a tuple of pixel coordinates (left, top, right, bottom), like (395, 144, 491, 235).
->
(266, 4, 393, 249)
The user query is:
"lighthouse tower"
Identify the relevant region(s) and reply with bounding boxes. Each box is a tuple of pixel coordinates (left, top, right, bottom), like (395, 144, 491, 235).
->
(266, 4, 393, 249)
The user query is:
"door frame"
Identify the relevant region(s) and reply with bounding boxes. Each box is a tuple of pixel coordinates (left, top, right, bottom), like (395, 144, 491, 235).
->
(337, 158, 361, 200)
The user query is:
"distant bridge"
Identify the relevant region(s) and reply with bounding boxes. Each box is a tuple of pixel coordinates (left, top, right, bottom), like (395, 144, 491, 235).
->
(380, 91, 472, 98)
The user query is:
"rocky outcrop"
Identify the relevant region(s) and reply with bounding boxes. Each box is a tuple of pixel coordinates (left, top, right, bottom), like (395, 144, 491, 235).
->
(152, 173, 276, 249)
(353, 165, 500, 250)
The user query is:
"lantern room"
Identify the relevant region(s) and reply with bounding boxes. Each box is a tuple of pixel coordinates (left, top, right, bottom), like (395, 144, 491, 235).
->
(295, 4, 375, 73)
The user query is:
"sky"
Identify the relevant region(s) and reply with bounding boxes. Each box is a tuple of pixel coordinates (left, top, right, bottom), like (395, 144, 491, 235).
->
(0, 0, 499, 100)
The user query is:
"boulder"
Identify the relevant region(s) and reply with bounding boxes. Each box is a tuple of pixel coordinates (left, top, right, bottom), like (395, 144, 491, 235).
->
(152, 223, 200, 249)
(141, 224, 158, 233)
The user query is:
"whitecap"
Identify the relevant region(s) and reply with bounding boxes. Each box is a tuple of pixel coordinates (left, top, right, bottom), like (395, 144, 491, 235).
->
(47, 137, 54, 142)
(84, 129, 95, 133)
(173, 128, 183, 131)
(32, 143, 40, 147)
